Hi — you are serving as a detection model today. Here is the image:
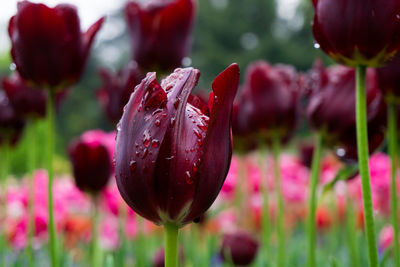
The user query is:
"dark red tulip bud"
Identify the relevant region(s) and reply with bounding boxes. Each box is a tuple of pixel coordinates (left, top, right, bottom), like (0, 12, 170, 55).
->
(306, 61, 386, 161)
(377, 54, 400, 101)
(312, 0, 400, 67)
(0, 91, 25, 146)
(8, 1, 104, 89)
(115, 64, 239, 227)
(68, 130, 113, 195)
(152, 247, 184, 267)
(125, 0, 196, 72)
(97, 62, 144, 124)
(220, 230, 259, 266)
(235, 61, 300, 143)
(2, 72, 46, 119)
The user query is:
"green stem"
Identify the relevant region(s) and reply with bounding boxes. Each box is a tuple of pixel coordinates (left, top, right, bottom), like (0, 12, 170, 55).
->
(346, 197, 359, 267)
(46, 91, 57, 267)
(164, 223, 179, 267)
(272, 136, 285, 267)
(355, 65, 378, 267)
(388, 102, 400, 267)
(26, 122, 36, 267)
(306, 132, 323, 267)
(91, 197, 101, 267)
(259, 144, 270, 260)
(0, 143, 10, 267)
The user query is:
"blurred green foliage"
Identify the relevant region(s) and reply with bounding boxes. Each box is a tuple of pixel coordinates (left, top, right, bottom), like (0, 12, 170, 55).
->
(1, 0, 332, 175)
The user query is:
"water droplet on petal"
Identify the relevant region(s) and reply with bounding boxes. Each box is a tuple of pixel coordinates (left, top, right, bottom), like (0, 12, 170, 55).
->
(142, 148, 149, 159)
(143, 130, 151, 147)
(185, 171, 193, 184)
(129, 160, 136, 172)
(170, 118, 176, 127)
(155, 120, 161, 127)
(193, 129, 202, 139)
(314, 43, 320, 49)
(151, 139, 160, 148)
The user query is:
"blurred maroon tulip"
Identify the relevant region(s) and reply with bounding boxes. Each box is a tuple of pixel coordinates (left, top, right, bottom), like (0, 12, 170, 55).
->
(377, 54, 400, 100)
(232, 96, 256, 153)
(125, 0, 196, 72)
(0, 91, 25, 146)
(152, 247, 184, 267)
(68, 130, 112, 195)
(2, 72, 46, 119)
(220, 230, 259, 266)
(97, 62, 144, 124)
(235, 61, 300, 143)
(8, 1, 104, 89)
(306, 61, 386, 161)
(312, 0, 400, 67)
(115, 64, 239, 226)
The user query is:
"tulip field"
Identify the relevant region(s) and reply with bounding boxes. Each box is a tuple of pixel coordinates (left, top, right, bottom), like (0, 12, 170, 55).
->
(2, 0, 400, 267)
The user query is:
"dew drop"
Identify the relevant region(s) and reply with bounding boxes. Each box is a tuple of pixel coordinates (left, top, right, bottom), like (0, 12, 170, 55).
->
(151, 139, 160, 148)
(193, 129, 202, 139)
(185, 171, 193, 184)
(197, 139, 203, 146)
(142, 148, 149, 159)
(135, 151, 140, 157)
(155, 120, 161, 127)
(9, 63, 16, 71)
(197, 123, 207, 131)
(314, 43, 320, 49)
(129, 160, 136, 172)
(143, 130, 151, 147)
(174, 98, 180, 109)
(397, 14, 400, 20)
(192, 163, 198, 172)
(112, 158, 116, 166)
(170, 118, 176, 127)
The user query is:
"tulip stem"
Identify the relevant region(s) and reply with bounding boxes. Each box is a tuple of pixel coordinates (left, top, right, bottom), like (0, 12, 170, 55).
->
(388, 101, 400, 267)
(91, 197, 101, 267)
(258, 143, 270, 261)
(306, 132, 323, 267)
(355, 65, 378, 267)
(26, 122, 37, 267)
(272, 136, 285, 267)
(0, 143, 10, 267)
(164, 223, 179, 267)
(46, 90, 58, 267)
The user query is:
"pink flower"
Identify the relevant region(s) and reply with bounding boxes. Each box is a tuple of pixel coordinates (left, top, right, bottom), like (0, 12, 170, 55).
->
(379, 225, 395, 253)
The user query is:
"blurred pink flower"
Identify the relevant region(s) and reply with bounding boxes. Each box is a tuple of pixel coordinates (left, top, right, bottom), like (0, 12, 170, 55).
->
(348, 153, 391, 216)
(379, 225, 395, 253)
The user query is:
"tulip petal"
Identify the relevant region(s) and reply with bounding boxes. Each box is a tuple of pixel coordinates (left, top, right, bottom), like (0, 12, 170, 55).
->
(115, 73, 169, 224)
(183, 63, 239, 223)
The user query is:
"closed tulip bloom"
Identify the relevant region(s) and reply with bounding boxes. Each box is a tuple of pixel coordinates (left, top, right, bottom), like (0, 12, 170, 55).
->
(0, 91, 25, 146)
(125, 0, 196, 72)
(220, 230, 259, 266)
(8, 1, 104, 89)
(97, 62, 144, 124)
(115, 64, 239, 226)
(68, 130, 112, 195)
(236, 61, 300, 143)
(2, 72, 46, 119)
(306, 61, 386, 161)
(312, 0, 400, 67)
(377, 54, 400, 100)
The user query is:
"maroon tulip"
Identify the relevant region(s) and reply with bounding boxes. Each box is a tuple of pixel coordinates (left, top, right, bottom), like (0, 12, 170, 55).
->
(97, 62, 144, 124)
(2, 72, 47, 119)
(235, 61, 300, 143)
(0, 90, 25, 146)
(306, 61, 386, 160)
(115, 64, 239, 226)
(312, 0, 400, 67)
(377, 54, 400, 100)
(220, 230, 259, 266)
(8, 1, 104, 89)
(68, 130, 113, 195)
(125, 0, 196, 72)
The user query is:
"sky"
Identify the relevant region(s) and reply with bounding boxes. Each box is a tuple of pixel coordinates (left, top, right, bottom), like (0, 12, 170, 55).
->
(0, 0, 301, 53)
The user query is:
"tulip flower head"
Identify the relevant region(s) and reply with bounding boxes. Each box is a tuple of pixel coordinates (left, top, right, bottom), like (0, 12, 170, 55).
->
(8, 1, 104, 89)
(219, 230, 259, 266)
(125, 0, 196, 72)
(115, 64, 239, 227)
(0, 90, 25, 146)
(312, 0, 400, 67)
(235, 61, 300, 144)
(98, 62, 144, 124)
(2, 72, 47, 119)
(68, 130, 113, 195)
(306, 61, 386, 162)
